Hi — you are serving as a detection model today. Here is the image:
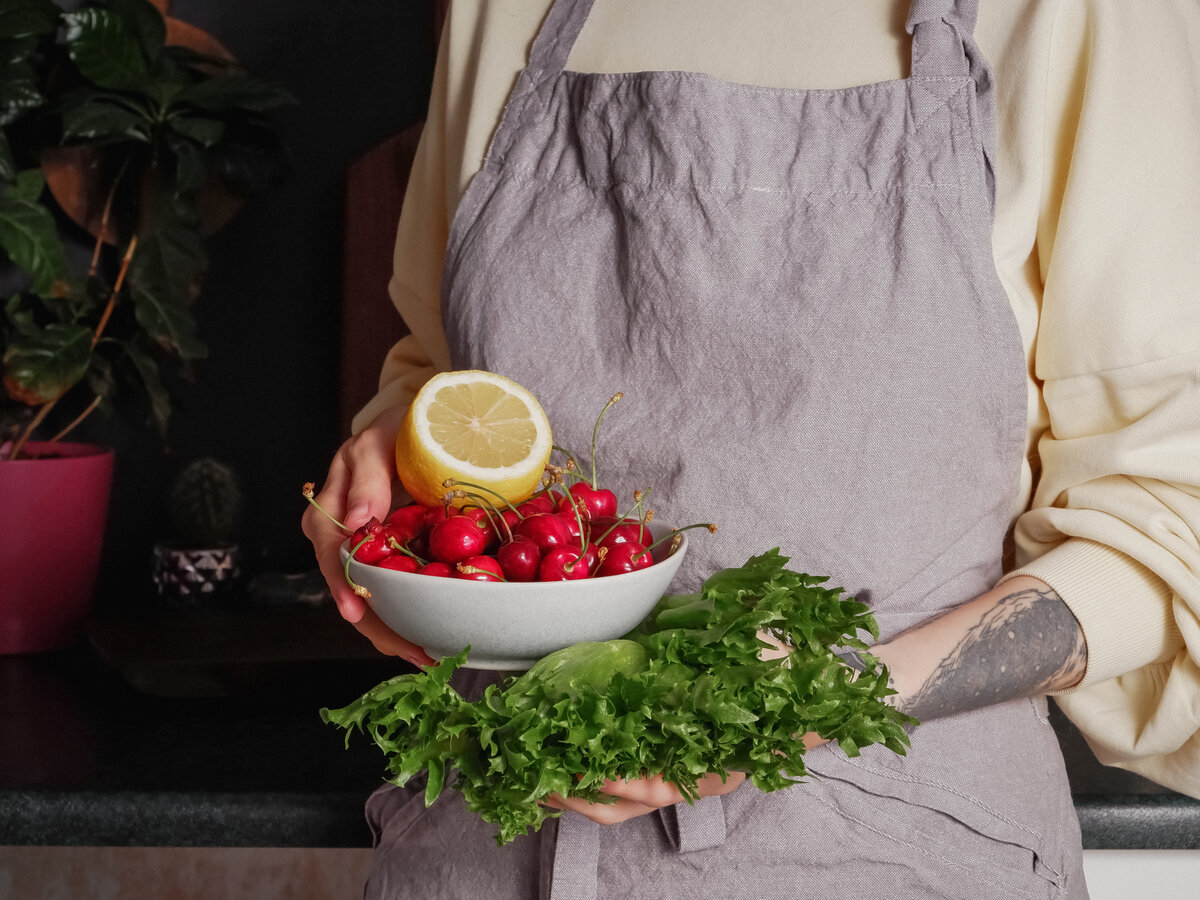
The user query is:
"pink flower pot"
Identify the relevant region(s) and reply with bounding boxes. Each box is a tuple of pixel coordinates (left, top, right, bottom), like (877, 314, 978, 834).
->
(0, 442, 115, 654)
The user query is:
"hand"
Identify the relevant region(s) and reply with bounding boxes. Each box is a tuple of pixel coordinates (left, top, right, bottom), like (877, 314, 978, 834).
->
(301, 404, 436, 667)
(543, 771, 747, 826)
(543, 634, 831, 826)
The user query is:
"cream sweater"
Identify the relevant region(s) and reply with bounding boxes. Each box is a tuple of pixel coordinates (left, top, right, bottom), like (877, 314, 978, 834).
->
(354, 0, 1200, 796)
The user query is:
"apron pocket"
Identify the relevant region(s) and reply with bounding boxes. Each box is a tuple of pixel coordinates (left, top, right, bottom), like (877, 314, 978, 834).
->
(802, 770, 1063, 900)
(803, 704, 1073, 898)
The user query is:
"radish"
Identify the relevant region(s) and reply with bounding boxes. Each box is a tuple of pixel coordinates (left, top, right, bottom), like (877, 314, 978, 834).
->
(497, 535, 542, 582)
(428, 515, 490, 564)
(456, 556, 505, 582)
(595, 540, 653, 577)
(515, 512, 573, 553)
(538, 546, 592, 581)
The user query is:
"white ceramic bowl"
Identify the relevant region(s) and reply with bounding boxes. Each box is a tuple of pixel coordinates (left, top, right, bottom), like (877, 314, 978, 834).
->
(340, 524, 687, 670)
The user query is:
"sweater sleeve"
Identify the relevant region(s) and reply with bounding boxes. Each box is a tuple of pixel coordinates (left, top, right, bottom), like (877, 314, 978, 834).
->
(349, 8, 458, 434)
(350, 0, 554, 434)
(1002, 0, 1200, 796)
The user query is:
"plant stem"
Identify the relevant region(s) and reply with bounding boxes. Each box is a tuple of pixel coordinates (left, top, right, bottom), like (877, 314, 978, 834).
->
(9, 235, 139, 460)
(93, 235, 138, 347)
(46, 394, 104, 446)
(7, 401, 57, 460)
(89, 150, 132, 274)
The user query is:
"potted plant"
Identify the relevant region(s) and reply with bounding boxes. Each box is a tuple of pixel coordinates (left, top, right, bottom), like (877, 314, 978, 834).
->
(0, 0, 293, 652)
(152, 455, 244, 607)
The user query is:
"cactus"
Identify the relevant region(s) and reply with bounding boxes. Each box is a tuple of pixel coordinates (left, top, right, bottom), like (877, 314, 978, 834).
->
(167, 457, 243, 546)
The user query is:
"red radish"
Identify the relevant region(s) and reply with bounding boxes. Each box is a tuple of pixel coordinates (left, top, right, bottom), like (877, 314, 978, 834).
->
(596, 540, 654, 577)
(561, 482, 618, 520)
(384, 504, 434, 538)
(419, 561, 456, 577)
(537, 546, 591, 581)
(580, 542, 603, 573)
(428, 515, 490, 564)
(558, 508, 584, 543)
(594, 516, 653, 548)
(515, 512, 573, 553)
(456, 556, 505, 582)
(407, 528, 432, 562)
(518, 494, 555, 516)
(497, 536, 542, 582)
(348, 517, 396, 564)
(377, 554, 419, 573)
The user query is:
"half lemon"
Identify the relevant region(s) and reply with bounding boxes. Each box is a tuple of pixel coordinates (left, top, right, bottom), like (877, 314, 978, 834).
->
(395, 370, 553, 508)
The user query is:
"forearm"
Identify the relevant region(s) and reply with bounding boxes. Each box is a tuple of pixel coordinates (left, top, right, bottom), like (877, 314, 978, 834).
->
(871, 576, 1087, 722)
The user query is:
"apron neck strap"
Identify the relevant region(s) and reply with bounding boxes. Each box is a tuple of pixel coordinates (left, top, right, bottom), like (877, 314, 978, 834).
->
(528, 0, 597, 75)
(906, 0, 978, 78)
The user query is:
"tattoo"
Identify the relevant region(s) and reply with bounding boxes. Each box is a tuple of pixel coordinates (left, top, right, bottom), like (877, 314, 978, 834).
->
(902, 587, 1087, 721)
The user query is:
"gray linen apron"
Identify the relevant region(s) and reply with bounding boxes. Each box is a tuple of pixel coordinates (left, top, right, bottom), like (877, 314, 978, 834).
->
(364, 0, 1088, 897)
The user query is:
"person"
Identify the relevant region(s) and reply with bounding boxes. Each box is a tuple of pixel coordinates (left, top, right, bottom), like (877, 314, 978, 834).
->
(302, 1, 1200, 897)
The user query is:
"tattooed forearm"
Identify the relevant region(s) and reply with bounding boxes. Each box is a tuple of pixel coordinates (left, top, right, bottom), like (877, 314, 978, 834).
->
(897, 585, 1087, 722)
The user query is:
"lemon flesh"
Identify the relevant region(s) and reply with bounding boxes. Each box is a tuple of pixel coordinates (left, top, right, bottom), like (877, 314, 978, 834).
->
(396, 370, 553, 508)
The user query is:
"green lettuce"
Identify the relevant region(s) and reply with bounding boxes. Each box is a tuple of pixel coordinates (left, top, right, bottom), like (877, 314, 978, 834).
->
(321, 549, 917, 846)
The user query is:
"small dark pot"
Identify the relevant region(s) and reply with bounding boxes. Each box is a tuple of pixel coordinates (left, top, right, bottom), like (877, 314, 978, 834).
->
(152, 542, 243, 608)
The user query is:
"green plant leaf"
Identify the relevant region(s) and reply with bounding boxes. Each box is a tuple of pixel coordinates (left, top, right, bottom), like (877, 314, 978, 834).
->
(165, 132, 208, 193)
(123, 333, 170, 435)
(0, 0, 60, 41)
(0, 184, 69, 296)
(10, 168, 46, 202)
(2, 322, 92, 405)
(0, 59, 45, 127)
(1, 35, 40, 66)
(175, 74, 298, 113)
(0, 133, 16, 184)
(126, 206, 209, 352)
(168, 114, 226, 148)
(103, 0, 166, 63)
(130, 284, 206, 361)
(4, 294, 39, 337)
(209, 121, 292, 196)
(84, 351, 115, 402)
(61, 96, 153, 144)
(139, 79, 185, 112)
(62, 8, 149, 91)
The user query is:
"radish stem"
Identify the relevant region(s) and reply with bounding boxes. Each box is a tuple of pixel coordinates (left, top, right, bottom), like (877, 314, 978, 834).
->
(590, 392, 623, 488)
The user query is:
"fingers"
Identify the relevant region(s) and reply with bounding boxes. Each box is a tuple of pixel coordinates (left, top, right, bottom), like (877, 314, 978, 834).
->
(543, 792, 658, 826)
(757, 629, 792, 661)
(355, 607, 437, 667)
(545, 771, 747, 826)
(301, 406, 429, 663)
(338, 427, 401, 531)
(302, 456, 368, 622)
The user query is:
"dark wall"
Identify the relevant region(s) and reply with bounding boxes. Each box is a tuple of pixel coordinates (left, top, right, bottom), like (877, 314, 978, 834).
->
(93, 0, 437, 602)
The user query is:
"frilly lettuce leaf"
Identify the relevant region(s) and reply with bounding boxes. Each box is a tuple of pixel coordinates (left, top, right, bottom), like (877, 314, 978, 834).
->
(320, 549, 917, 846)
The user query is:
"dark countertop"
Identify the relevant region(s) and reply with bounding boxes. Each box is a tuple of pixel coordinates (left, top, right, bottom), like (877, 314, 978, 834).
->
(2, 604, 1197, 850)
